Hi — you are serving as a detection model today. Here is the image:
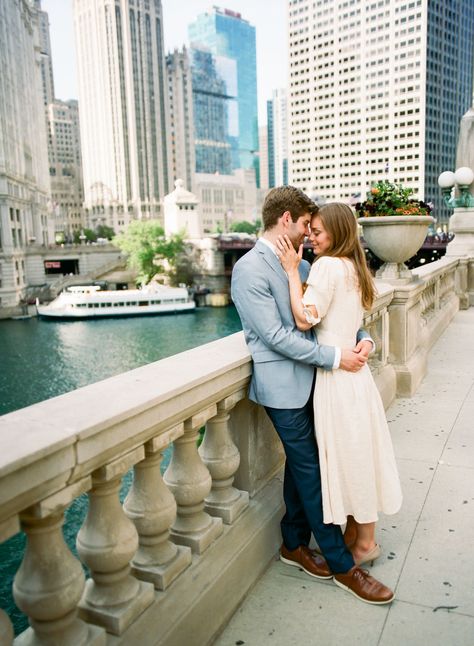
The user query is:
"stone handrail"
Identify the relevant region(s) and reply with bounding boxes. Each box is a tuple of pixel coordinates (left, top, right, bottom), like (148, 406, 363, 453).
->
(0, 254, 470, 645)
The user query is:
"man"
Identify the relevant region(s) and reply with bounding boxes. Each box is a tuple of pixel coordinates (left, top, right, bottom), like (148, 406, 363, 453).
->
(231, 186, 394, 604)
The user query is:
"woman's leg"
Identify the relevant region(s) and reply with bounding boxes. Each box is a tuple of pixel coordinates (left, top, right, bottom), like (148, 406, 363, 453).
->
(351, 521, 377, 562)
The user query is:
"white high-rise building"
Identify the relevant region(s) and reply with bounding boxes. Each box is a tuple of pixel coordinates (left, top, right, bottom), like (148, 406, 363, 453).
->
(73, 0, 172, 232)
(36, 0, 55, 107)
(0, 0, 53, 311)
(273, 89, 289, 188)
(268, 88, 288, 187)
(37, 2, 86, 241)
(288, 0, 474, 221)
(166, 47, 195, 194)
(258, 125, 269, 190)
(47, 100, 85, 239)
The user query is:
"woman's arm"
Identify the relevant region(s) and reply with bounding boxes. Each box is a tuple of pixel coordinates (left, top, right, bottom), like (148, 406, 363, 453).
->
(276, 234, 319, 331)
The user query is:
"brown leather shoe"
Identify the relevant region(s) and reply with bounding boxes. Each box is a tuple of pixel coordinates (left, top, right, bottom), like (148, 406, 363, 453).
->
(333, 566, 394, 604)
(280, 544, 332, 580)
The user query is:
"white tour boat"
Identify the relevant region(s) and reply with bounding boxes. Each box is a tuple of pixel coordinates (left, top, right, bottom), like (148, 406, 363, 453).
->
(36, 284, 196, 319)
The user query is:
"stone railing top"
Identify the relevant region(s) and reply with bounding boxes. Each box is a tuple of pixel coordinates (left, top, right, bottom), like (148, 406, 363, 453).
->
(0, 332, 251, 525)
(0, 255, 464, 530)
(411, 255, 459, 281)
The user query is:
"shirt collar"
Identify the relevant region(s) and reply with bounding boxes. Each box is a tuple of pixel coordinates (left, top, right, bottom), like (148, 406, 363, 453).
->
(259, 237, 278, 256)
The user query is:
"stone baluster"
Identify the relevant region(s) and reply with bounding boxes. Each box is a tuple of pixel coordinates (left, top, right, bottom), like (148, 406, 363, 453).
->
(12, 479, 106, 646)
(76, 447, 154, 635)
(199, 391, 249, 524)
(123, 424, 192, 590)
(0, 609, 13, 645)
(164, 405, 223, 554)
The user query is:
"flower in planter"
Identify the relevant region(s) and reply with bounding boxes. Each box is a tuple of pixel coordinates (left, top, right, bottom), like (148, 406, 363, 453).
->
(355, 180, 433, 217)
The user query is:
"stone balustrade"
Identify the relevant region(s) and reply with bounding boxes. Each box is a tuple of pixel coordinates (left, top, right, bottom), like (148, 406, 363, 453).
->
(0, 254, 472, 645)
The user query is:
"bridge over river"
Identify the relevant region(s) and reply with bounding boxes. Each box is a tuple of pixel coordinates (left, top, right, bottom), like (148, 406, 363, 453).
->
(0, 249, 473, 645)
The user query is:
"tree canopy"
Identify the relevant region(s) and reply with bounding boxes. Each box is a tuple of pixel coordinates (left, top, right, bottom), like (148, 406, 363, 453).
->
(230, 219, 261, 234)
(113, 221, 187, 285)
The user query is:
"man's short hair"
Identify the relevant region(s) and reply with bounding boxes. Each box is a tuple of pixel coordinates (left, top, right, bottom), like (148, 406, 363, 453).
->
(262, 186, 318, 231)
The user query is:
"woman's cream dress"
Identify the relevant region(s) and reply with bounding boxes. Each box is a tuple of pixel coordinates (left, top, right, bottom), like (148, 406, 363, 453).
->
(303, 256, 402, 525)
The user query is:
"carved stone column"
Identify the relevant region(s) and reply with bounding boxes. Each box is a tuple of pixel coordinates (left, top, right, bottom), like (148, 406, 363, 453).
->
(123, 425, 192, 590)
(199, 391, 249, 524)
(76, 447, 154, 635)
(12, 479, 105, 645)
(164, 405, 223, 554)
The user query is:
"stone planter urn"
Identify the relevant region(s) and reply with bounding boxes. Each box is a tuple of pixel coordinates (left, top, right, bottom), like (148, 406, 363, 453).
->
(358, 215, 435, 283)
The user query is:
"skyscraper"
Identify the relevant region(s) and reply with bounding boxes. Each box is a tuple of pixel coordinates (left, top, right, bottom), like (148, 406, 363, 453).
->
(267, 89, 288, 188)
(258, 125, 269, 190)
(188, 7, 258, 175)
(266, 99, 275, 189)
(166, 47, 196, 192)
(36, 0, 55, 107)
(47, 100, 85, 239)
(190, 47, 233, 175)
(0, 0, 53, 311)
(288, 0, 474, 223)
(37, 2, 85, 240)
(73, 0, 171, 231)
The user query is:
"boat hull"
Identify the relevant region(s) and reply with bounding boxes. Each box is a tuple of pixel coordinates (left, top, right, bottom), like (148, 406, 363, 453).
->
(36, 302, 196, 320)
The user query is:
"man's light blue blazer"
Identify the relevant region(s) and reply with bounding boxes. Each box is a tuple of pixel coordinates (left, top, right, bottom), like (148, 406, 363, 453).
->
(231, 239, 370, 409)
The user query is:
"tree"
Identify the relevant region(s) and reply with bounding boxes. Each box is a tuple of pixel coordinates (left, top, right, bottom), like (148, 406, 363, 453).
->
(230, 220, 261, 234)
(113, 221, 187, 285)
(96, 224, 115, 240)
(72, 228, 96, 244)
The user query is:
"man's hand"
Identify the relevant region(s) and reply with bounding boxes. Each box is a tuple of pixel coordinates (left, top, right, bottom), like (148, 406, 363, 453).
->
(340, 348, 367, 372)
(354, 339, 373, 359)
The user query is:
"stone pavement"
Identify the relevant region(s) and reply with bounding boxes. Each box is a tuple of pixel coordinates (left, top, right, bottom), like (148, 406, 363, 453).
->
(215, 308, 474, 646)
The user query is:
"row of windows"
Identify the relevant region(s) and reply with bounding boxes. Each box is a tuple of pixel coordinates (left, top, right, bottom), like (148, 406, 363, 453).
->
(71, 299, 188, 309)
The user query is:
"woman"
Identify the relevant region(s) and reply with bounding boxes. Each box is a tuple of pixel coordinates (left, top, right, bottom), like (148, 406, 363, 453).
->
(276, 203, 402, 566)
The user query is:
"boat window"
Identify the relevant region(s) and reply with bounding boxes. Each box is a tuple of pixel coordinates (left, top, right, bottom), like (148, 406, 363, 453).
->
(139, 301, 148, 307)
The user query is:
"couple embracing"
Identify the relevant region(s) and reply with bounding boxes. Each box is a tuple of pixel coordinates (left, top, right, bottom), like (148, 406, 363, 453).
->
(231, 186, 402, 605)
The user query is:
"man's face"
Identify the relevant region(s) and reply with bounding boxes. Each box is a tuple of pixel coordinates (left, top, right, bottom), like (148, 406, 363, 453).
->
(286, 212, 311, 249)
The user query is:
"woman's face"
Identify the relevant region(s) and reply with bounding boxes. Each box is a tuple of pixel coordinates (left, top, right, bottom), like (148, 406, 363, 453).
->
(309, 215, 331, 254)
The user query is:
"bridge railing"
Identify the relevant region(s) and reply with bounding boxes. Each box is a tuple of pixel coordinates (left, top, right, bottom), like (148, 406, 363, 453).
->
(0, 254, 471, 645)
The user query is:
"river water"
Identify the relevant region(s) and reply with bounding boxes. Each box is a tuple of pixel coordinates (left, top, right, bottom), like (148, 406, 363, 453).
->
(0, 306, 243, 634)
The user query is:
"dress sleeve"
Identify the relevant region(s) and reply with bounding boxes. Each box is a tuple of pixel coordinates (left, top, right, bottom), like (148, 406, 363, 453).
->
(302, 257, 336, 324)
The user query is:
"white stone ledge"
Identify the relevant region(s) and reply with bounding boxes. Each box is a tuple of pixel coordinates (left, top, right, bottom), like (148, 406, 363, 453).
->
(0, 333, 252, 524)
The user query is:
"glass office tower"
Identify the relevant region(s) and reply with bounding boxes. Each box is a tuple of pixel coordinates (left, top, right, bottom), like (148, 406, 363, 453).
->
(189, 7, 258, 174)
(190, 48, 233, 175)
(425, 0, 474, 222)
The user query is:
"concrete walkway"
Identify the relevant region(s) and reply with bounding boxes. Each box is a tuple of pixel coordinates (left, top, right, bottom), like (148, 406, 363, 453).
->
(216, 308, 474, 646)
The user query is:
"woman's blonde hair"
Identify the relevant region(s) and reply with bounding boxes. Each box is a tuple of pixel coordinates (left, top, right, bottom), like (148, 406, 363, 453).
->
(315, 203, 376, 310)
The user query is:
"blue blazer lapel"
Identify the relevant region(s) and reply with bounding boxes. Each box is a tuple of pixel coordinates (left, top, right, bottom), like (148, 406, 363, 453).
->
(256, 239, 288, 284)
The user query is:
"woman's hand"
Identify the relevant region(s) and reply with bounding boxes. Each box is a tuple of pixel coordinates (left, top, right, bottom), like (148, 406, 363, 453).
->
(276, 234, 302, 274)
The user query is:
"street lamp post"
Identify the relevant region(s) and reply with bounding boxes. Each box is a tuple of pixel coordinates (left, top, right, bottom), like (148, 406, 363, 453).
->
(438, 167, 474, 209)
(438, 166, 474, 258)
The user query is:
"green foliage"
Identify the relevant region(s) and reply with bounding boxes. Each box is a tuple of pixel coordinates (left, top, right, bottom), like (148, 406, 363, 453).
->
(113, 220, 187, 285)
(355, 181, 433, 217)
(73, 228, 97, 243)
(96, 224, 115, 240)
(230, 220, 260, 234)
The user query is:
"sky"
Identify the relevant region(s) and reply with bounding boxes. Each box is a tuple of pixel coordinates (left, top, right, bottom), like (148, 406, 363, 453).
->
(41, 0, 288, 127)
